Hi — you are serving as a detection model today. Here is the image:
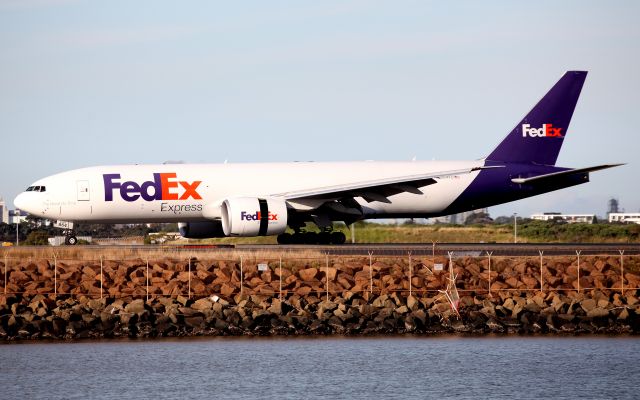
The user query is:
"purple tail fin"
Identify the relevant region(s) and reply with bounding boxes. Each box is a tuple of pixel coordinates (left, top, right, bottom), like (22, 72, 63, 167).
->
(487, 71, 587, 165)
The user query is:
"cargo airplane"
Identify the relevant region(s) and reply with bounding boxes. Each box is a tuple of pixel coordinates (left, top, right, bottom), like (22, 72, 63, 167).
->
(14, 71, 621, 244)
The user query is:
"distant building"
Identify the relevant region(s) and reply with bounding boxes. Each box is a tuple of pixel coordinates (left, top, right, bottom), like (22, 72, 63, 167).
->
(0, 197, 8, 224)
(607, 198, 620, 218)
(609, 213, 640, 224)
(431, 208, 490, 225)
(8, 209, 28, 224)
(531, 212, 595, 224)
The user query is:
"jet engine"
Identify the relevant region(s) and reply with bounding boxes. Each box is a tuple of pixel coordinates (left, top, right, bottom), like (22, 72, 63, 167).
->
(221, 197, 288, 236)
(178, 221, 226, 239)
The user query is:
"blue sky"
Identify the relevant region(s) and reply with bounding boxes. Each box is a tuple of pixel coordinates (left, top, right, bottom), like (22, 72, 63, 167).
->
(0, 1, 638, 218)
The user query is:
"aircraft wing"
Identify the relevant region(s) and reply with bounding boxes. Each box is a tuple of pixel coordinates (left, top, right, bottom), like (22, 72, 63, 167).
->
(272, 165, 501, 204)
(510, 164, 624, 184)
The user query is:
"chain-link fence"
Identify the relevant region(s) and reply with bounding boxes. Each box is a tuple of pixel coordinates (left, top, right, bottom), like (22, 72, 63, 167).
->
(1, 251, 639, 300)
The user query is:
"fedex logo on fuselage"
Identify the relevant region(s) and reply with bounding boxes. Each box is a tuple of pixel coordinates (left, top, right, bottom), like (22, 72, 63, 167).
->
(522, 123, 563, 138)
(103, 173, 202, 202)
(240, 211, 278, 221)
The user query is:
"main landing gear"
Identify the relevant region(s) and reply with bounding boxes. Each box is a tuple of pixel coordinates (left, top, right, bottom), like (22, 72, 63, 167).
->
(277, 228, 346, 245)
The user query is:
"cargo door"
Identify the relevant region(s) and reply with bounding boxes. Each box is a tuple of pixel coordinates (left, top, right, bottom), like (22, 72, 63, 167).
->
(77, 180, 90, 201)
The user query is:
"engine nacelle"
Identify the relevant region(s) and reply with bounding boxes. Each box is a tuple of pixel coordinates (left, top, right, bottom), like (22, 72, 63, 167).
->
(221, 197, 288, 236)
(178, 221, 225, 239)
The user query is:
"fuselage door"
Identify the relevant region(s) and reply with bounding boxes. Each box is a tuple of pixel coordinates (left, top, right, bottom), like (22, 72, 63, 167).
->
(77, 180, 90, 201)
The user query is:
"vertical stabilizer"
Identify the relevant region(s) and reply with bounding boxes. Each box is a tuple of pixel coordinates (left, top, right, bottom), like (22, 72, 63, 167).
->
(487, 71, 587, 165)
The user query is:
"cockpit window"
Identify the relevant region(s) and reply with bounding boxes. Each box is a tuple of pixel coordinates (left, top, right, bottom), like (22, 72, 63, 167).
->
(26, 186, 46, 192)
(40, 186, 46, 192)
(26, 186, 34, 191)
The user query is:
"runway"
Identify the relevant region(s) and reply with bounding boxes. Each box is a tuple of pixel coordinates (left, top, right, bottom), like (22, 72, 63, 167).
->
(233, 243, 640, 256)
(8, 242, 637, 256)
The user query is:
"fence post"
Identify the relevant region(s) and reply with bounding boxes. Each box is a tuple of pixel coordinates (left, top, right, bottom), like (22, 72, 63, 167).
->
(100, 256, 103, 299)
(575, 250, 581, 293)
(447, 251, 454, 275)
(538, 251, 544, 293)
(54, 255, 57, 297)
(279, 256, 283, 301)
(408, 251, 412, 298)
(4, 254, 7, 295)
(620, 250, 625, 295)
(486, 251, 493, 295)
(325, 253, 329, 302)
(146, 258, 149, 302)
(188, 258, 192, 299)
(240, 256, 243, 296)
(368, 251, 373, 294)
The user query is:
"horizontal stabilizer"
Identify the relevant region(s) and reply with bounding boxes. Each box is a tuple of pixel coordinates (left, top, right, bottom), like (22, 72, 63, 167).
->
(273, 165, 503, 201)
(511, 164, 624, 184)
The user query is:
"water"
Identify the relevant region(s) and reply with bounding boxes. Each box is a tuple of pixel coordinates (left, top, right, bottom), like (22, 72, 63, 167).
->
(1, 336, 639, 400)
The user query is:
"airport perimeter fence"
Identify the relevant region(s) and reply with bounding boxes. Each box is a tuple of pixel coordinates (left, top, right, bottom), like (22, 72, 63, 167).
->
(1, 250, 639, 301)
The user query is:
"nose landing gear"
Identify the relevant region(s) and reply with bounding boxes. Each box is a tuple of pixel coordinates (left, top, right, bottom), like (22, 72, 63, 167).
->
(64, 234, 78, 245)
(53, 221, 78, 245)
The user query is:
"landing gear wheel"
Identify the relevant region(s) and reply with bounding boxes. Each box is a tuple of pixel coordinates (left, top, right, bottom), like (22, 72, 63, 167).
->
(318, 232, 331, 245)
(330, 232, 346, 245)
(65, 235, 78, 245)
(303, 231, 318, 245)
(277, 233, 292, 244)
(290, 232, 304, 244)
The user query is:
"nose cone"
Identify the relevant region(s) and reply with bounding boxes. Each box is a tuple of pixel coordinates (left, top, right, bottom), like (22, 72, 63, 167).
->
(14, 192, 36, 215)
(14, 192, 27, 210)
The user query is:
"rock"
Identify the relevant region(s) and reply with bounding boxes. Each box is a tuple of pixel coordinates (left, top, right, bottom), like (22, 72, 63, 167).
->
(317, 300, 337, 315)
(612, 294, 624, 307)
(372, 295, 388, 308)
(395, 306, 409, 315)
(268, 299, 282, 315)
(581, 298, 597, 313)
(87, 298, 106, 311)
(178, 307, 202, 317)
(192, 298, 213, 311)
(490, 282, 509, 291)
(587, 308, 610, 318)
(220, 283, 235, 297)
(184, 315, 205, 329)
(531, 293, 546, 308)
(617, 308, 629, 320)
(295, 286, 312, 296)
(124, 299, 146, 314)
(82, 266, 97, 278)
(486, 318, 504, 332)
(503, 298, 515, 311)
(479, 305, 496, 317)
(524, 302, 541, 313)
(176, 296, 189, 306)
(506, 277, 521, 288)
(407, 295, 419, 311)
(298, 268, 318, 281)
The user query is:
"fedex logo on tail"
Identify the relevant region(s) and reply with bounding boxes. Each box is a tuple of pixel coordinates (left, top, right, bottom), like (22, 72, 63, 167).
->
(522, 123, 563, 138)
(103, 173, 202, 202)
(241, 211, 278, 221)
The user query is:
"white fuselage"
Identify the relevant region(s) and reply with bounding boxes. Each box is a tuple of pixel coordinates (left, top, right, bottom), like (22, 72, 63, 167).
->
(15, 160, 483, 223)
